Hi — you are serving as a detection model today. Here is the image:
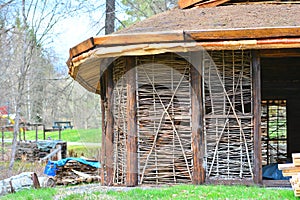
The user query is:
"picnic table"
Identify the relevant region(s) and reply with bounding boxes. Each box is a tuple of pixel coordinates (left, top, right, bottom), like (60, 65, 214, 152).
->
(52, 121, 73, 130)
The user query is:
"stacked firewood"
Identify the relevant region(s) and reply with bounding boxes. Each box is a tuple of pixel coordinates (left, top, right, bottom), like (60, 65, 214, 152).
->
(16, 142, 39, 162)
(55, 160, 100, 185)
(16, 141, 67, 162)
(278, 153, 300, 197)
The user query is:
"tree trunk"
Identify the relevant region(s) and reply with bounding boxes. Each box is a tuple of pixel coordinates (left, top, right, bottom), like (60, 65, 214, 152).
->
(9, 102, 21, 172)
(105, 0, 115, 35)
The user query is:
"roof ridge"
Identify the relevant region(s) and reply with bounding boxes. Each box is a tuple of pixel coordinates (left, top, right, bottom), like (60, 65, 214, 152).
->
(179, 0, 300, 9)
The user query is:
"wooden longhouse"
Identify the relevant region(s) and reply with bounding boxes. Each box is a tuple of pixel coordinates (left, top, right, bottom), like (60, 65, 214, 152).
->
(67, 0, 300, 186)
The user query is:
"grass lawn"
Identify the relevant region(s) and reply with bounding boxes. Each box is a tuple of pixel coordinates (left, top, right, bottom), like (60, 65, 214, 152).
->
(104, 185, 296, 200)
(67, 145, 100, 159)
(0, 188, 56, 200)
(1, 184, 296, 200)
(1, 128, 101, 159)
(2, 129, 101, 143)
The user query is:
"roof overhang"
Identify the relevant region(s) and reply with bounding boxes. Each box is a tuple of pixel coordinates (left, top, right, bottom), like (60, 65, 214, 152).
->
(67, 26, 300, 94)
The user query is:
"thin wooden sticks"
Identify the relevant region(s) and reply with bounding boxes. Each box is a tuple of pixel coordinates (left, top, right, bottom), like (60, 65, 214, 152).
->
(139, 64, 191, 183)
(204, 50, 253, 179)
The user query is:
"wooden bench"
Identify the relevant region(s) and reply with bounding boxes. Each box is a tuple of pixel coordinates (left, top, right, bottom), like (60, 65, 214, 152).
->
(52, 121, 73, 130)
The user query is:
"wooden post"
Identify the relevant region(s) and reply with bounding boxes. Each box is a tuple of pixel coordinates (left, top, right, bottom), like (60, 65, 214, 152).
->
(100, 74, 107, 185)
(191, 52, 205, 184)
(19, 128, 22, 141)
(2, 127, 4, 161)
(23, 125, 25, 141)
(43, 125, 46, 140)
(105, 66, 114, 186)
(35, 125, 38, 142)
(252, 50, 262, 185)
(58, 128, 61, 140)
(31, 173, 41, 189)
(126, 57, 138, 187)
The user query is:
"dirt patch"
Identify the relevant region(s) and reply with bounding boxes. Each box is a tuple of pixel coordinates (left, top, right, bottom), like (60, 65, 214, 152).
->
(54, 184, 164, 200)
(54, 184, 133, 200)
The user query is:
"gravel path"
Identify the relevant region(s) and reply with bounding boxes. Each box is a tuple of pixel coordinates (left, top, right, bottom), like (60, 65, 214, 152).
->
(54, 184, 112, 200)
(54, 183, 158, 200)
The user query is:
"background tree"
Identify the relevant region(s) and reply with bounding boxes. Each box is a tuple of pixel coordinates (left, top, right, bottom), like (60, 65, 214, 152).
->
(0, 0, 102, 171)
(106, 0, 115, 34)
(120, 0, 177, 27)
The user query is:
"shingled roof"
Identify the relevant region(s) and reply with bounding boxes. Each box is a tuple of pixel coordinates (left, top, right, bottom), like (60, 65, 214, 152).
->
(117, 4, 300, 34)
(67, 2, 300, 94)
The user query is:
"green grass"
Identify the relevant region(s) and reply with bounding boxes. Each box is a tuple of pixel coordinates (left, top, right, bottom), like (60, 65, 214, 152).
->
(2, 129, 101, 143)
(0, 188, 56, 200)
(63, 185, 296, 200)
(0, 161, 45, 180)
(0, 184, 296, 200)
(107, 185, 295, 200)
(68, 145, 100, 159)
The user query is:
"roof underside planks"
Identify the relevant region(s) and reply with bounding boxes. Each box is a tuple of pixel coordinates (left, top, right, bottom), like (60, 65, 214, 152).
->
(67, 3, 300, 94)
(68, 36, 300, 94)
(68, 26, 300, 63)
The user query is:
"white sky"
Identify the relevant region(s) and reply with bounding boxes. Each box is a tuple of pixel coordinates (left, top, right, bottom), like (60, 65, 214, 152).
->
(49, 1, 127, 71)
(52, 17, 101, 59)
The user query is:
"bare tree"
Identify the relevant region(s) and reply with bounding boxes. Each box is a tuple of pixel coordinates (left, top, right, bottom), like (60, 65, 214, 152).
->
(105, 0, 115, 34)
(0, 0, 104, 171)
(7, 0, 76, 170)
(0, 0, 14, 9)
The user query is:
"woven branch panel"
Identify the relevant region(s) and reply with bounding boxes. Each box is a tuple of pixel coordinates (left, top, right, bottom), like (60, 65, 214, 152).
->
(113, 58, 128, 185)
(112, 54, 193, 185)
(204, 50, 254, 179)
(111, 51, 254, 184)
(136, 54, 192, 184)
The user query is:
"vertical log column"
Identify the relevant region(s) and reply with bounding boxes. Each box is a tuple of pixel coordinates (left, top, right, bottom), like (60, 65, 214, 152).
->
(191, 53, 205, 184)
(100, 74, 107, 185)
(252, 50, 262, 185)
(126, 57, 138, 186)
(105, 66, 114, 186)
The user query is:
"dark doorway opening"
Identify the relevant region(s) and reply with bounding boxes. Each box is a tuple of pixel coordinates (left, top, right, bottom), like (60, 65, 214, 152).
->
(261, 51, 300, 184)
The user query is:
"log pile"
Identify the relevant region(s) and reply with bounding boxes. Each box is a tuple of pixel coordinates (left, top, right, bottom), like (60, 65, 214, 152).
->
(278, 153, 300, 197)
(16, 142, 39, 162)
(55, 160, 100, 185)
(15, 141, 67, 162)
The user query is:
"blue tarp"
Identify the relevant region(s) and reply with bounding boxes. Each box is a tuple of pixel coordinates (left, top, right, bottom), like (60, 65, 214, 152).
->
(36, 140, 60, 151)
(262, 163, 290, 180)
(44, 157, 101, 176)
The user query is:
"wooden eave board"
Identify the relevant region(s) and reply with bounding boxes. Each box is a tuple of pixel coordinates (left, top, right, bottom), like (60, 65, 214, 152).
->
(187, 26, 300, 40)
(69, 26, 300, 60)
(93, 31, 188, 46)
(195, 0, 231, 8)
(178, 0, 205, 9)
(260, 49, 300, 58)
(178, 0, 230, 9)
(68, 37, 300, 95)
(69, 37, 94, 58)
(69, 31, 187, 59)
